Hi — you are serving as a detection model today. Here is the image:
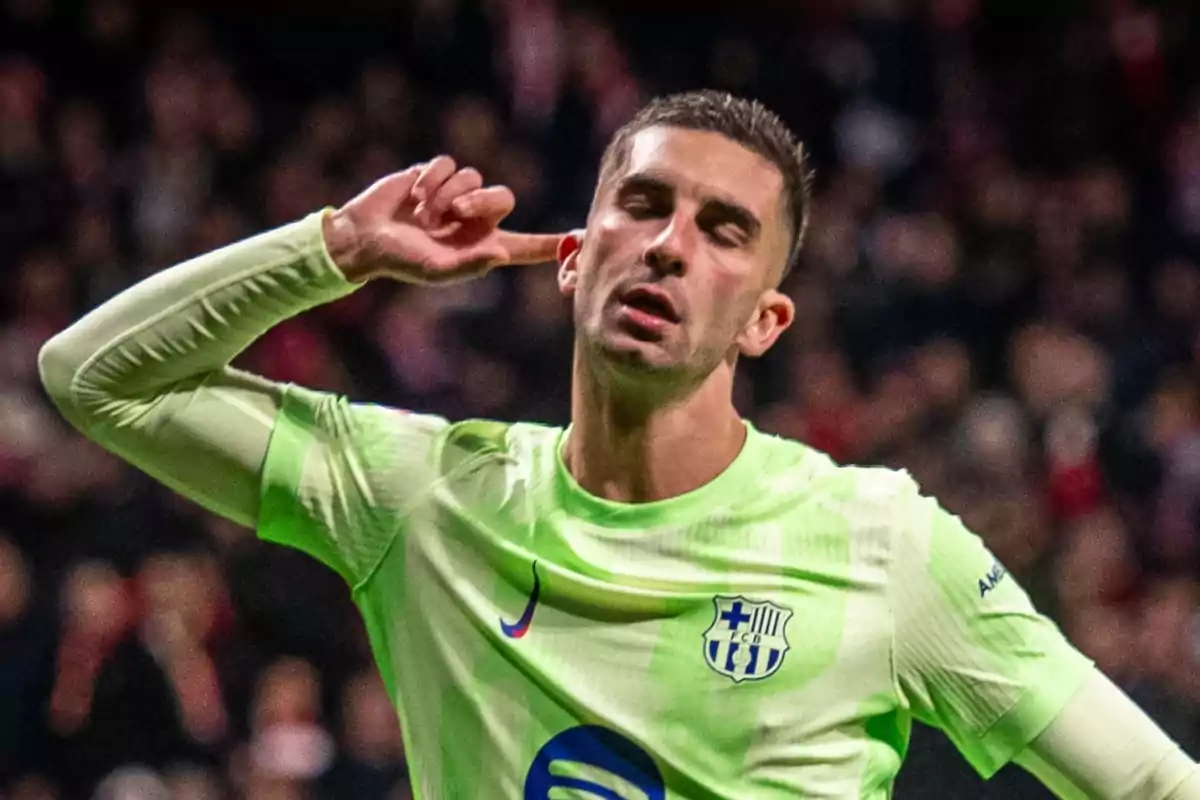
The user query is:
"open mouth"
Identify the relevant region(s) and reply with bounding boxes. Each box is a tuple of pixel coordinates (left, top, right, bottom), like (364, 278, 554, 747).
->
(618, 286, 681, 323)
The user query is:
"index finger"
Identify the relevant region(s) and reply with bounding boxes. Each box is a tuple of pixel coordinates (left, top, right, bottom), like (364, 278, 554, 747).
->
(495, 231, 568, 266)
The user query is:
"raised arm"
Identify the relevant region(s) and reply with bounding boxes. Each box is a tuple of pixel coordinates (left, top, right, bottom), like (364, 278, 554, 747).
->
(38, 158, 562, 529)
(37, 211, 355, 527)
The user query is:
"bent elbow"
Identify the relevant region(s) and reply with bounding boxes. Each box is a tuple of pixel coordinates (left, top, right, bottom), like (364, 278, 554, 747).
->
(38, 325, 111, 437)
(38, 329, 84, 412)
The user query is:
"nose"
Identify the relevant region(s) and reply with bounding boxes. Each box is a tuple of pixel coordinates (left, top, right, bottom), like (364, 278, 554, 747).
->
(643, 214, 691, 277)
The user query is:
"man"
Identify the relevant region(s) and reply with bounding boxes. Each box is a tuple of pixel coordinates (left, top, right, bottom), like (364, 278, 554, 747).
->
(40, 90, 1200, 798)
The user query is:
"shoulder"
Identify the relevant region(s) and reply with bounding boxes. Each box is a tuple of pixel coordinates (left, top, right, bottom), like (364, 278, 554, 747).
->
(750, 430, 927, 557)
(813, 461, 922, 559)
(755, 426, 919, 516)
(753, 432, 930, 590)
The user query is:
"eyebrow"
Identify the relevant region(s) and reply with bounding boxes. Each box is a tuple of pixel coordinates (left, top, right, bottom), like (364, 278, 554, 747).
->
(618, 172, 763, 240)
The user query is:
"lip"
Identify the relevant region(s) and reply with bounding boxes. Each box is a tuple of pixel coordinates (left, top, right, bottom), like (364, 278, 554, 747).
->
(618, 284, 682, 323)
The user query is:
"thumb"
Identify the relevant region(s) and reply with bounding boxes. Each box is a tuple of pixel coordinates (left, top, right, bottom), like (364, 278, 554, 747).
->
(495, 231, 570, 266)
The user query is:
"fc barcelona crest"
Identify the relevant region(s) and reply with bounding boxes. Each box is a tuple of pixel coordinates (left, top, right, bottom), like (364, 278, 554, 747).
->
(702, 596, 792, 683)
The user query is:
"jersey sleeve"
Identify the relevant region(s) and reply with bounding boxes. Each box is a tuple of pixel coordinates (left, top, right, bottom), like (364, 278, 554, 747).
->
(1015, 669, 1200, 799)
(257, 383, 449, 587)
(888, 474, 1094, 778)
(39, 211, 361, 530)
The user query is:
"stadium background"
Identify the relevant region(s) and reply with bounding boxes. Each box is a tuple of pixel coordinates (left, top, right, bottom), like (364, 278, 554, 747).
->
(4, 0, 1200, 796)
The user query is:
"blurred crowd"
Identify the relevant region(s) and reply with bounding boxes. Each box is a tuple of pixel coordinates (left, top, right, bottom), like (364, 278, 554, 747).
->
(4, 0, 1200, 797)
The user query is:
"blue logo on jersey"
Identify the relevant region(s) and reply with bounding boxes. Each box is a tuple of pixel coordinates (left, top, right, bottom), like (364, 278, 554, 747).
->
(978, 560, 1007, 597)
(703, 596, 792, 683)
(524, 725, 665, 799)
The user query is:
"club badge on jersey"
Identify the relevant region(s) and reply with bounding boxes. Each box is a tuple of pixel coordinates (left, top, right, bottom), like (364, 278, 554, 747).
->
(703, 596, 793, 683)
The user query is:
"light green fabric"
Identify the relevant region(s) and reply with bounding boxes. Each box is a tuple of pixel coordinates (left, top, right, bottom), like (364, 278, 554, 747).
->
(259, 403, 1092, 798)
(40, 213, 1095, 799)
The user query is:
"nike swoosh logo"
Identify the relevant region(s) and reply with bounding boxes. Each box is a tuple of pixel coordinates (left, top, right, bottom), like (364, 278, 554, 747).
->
(500, 562, 541, 639)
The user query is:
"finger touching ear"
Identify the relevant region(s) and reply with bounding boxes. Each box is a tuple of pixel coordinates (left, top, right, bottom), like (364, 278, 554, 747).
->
(557, 229, 585, 264)
(556, 229, 586, 295)
(496, 232, 564, 266)
(552, 230, 585, 296)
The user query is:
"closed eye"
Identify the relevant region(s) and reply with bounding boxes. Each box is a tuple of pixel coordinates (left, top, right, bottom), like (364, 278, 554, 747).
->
(698, 203, 758, 249)
(620, 192, 671, 221)
(614, 172, 761, 248)
(616, 175, 673, 219)
(622, 196, 661, 218)
(708, 224, 744, 248)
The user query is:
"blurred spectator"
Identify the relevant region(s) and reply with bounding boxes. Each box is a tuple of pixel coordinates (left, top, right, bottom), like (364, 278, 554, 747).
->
(92, 765, 171, 800)
(6, 773, 59, 800)
(227, 657, 335, 799)
(0, 536, 53, 787)
(323, 671, 410, 799)
(762, 345, 864, 464)
(45, 561, 161, 794)
(1149, 371, 1200, 569)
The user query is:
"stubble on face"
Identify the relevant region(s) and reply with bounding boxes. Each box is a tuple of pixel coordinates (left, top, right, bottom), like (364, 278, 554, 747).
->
(570, 126, 791, 390)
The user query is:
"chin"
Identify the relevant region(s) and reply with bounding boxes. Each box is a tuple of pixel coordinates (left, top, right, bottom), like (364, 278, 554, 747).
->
(591, 330, 682, 377)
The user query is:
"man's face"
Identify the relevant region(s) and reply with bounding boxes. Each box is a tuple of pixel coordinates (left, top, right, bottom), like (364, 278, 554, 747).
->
(561, 126, 794, 384)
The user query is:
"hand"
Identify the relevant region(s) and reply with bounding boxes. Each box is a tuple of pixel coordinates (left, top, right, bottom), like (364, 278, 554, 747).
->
(323, 156, 564, 284)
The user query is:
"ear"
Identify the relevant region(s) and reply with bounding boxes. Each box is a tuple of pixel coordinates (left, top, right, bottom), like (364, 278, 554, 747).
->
(736, 288, 794, 358)
(557, 229, 585, 296)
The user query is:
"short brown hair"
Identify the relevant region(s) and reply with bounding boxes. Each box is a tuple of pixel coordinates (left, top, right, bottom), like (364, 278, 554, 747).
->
(598, 90, 813, 277)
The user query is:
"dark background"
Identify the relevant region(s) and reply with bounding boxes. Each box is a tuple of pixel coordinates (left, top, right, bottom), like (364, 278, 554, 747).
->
(4, 0, 1200, 797)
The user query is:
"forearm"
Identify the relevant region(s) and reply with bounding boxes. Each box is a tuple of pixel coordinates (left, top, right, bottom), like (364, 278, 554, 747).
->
(40, 210, 355, 404)
(38, 210, 360, 524)
(1015, 670, 1200, 799)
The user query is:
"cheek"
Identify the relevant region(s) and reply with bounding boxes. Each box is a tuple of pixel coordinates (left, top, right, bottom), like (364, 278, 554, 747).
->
(706, 272, 754, 314)
(705, 277, 761, 334)
(580, 226, 636, 294)
(572, 261, 610, 324)
(593, 206, 658, 264)
(597, 242, 640, 281)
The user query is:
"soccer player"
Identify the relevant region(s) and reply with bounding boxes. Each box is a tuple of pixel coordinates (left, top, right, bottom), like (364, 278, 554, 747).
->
(40, 90, 1200, 798)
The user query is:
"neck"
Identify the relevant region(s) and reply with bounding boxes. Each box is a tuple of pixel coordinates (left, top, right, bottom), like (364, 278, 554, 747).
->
(565, 349, 747, 503)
